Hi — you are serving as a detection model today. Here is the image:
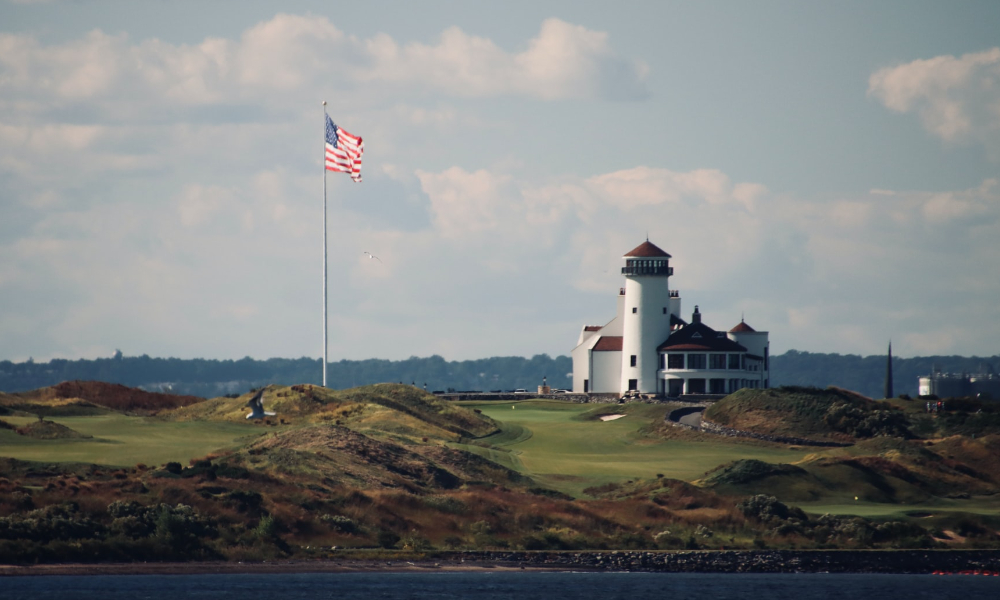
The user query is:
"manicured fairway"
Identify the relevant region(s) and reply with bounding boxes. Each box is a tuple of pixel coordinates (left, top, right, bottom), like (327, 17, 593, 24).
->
(456, 400, 810, 497)
(796, 499, 1000, 518)
(0, 414, 262, 467)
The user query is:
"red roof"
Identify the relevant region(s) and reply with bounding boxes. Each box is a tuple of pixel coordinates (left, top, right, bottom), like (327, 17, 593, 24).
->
(729, 320, 756, 333)
(584, 325, 603, 332)
(624, 240, 671, 258)
(593, 336, 623, 351)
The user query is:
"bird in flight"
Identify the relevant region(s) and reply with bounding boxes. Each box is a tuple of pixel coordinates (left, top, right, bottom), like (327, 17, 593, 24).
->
(364, 252, 382, 263)
(246, 388, 276, 420)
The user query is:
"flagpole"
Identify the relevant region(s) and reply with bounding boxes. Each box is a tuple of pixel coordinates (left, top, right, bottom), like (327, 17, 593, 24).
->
(321, 100, 328, 388)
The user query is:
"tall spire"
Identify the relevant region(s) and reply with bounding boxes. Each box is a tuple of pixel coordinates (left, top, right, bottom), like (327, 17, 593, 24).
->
(884, 341, 894, 399)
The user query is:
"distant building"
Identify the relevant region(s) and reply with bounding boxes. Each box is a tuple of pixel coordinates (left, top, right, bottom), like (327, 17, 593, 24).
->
(919, 366, 1000, 400)
(571, 240, 770, 397)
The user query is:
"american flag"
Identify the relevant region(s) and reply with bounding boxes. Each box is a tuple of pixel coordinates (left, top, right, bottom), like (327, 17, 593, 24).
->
(325, 115, 363, 182)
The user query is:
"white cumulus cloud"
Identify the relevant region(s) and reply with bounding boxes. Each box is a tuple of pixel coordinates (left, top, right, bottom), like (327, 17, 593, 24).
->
(869, 47, 1000, 157)
(0, 14, 647, 119)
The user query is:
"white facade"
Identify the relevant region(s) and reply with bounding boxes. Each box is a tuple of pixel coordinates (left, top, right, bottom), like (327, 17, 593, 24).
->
(572, 241, 770, 397)
(619, 256, 680, 395)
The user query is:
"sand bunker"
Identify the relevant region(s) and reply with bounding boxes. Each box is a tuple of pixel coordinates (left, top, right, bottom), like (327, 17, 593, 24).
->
(600, 414, 626, 421)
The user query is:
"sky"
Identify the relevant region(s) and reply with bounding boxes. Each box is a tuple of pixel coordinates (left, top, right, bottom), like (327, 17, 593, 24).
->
(1, 1, 999, 363)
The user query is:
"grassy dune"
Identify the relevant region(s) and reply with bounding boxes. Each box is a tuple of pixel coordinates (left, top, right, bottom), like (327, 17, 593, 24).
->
(5, 385, 1000, 520)
(5, 384, 1000, 557)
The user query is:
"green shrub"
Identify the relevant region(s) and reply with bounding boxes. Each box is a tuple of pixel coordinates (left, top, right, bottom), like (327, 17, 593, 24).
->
(377, 530, 400, 548)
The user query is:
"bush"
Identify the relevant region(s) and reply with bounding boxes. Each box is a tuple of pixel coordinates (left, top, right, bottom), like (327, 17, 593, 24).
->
(737, 495, 806, 523)
(253, 515, 279, 540)
(320, 514, 356, 533)
(376, 530, 400, 548)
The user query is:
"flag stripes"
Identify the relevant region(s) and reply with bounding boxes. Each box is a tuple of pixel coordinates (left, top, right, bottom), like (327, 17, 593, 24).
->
(325, 114, 363, 182)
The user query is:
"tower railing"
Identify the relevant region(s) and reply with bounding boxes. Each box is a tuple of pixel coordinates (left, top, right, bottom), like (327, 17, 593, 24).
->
(621, 265, 673, 276)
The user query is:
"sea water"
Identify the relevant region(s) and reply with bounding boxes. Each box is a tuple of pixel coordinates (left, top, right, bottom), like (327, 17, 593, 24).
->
(3, 571, 1000, 600)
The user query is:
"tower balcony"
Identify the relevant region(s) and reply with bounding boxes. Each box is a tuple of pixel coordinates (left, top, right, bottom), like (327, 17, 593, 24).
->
(621, 265, 673, 276)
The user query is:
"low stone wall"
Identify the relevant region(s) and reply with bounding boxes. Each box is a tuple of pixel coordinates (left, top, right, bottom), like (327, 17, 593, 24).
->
(699, 418, 852, 447)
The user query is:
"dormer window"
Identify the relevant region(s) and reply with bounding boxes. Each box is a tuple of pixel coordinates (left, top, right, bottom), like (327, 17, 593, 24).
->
(692, 332, 702, 339)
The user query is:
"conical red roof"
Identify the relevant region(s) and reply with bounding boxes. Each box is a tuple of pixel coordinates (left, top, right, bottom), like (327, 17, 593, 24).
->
(729, 320, 756, 333)
(624, 241, 671, 258)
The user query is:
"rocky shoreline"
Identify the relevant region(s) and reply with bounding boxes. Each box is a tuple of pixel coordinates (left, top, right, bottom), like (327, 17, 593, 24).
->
(463, 549, 1000, 573)
(5, 550, 1000, 577)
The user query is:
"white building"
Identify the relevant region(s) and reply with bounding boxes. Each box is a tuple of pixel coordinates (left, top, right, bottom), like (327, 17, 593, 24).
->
(918, 368, 1000, 400)
(571, 241, 770, 396)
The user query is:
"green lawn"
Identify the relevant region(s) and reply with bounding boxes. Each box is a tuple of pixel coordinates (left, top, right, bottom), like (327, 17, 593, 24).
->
(454, 400, 809, 497)
(796, 499, 1000, 518)
(0, 414, 262, 467)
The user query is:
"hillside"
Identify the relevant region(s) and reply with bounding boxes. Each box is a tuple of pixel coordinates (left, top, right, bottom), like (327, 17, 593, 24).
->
(0, 381, 203, 416)
(697, 387, 1000, 513)
(12, 419, 93, 440)
(222, 424, 527, 491)
(4, 384, 1000, 564)
(166, 383, 499, 442)
(703, 386, 913, 443)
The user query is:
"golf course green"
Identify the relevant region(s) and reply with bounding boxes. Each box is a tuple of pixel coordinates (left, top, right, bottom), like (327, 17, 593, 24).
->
(454, 400, 808, 497)
(0, 413, 258, 467)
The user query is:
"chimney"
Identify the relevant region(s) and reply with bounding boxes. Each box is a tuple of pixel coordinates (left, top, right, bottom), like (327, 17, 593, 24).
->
(692, 305, 702, 324)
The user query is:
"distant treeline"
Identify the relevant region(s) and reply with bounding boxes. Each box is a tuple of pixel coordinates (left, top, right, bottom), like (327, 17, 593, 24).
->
(1, 351, 997, 399)
(771, 350, 999, 399)
(0, 354, 571, 397)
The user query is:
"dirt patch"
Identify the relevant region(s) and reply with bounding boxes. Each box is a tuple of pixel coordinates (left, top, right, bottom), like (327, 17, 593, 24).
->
(51, 381, 204, 413)
(600, 414, 626, 421)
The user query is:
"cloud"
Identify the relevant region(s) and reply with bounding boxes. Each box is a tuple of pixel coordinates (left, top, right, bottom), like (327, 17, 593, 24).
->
(0, 14, 647, 120)
(2, 12, 999, 363)
(405, 164, 1000, 358)
(869, 47, 1000, 157)
(4, 136, 1000, 362)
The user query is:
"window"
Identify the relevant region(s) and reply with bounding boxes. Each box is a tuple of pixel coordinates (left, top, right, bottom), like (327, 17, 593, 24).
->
(584, 379, 589, 393)
(667, 354, 685, 369)
(659, 354, 665, 369)
(630, 355, 637, 367)
(662, 307, 667, 314)
(687, 379, 706, 394)
(687, 354, 706, 369)
(709, 354, 726, 369)
(729, 354, 741, 369)
(632, 307, 637, 314)
(668, 379, 683, 397)
(628, 379, 638, 391)
(710, 379, 726, 394)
